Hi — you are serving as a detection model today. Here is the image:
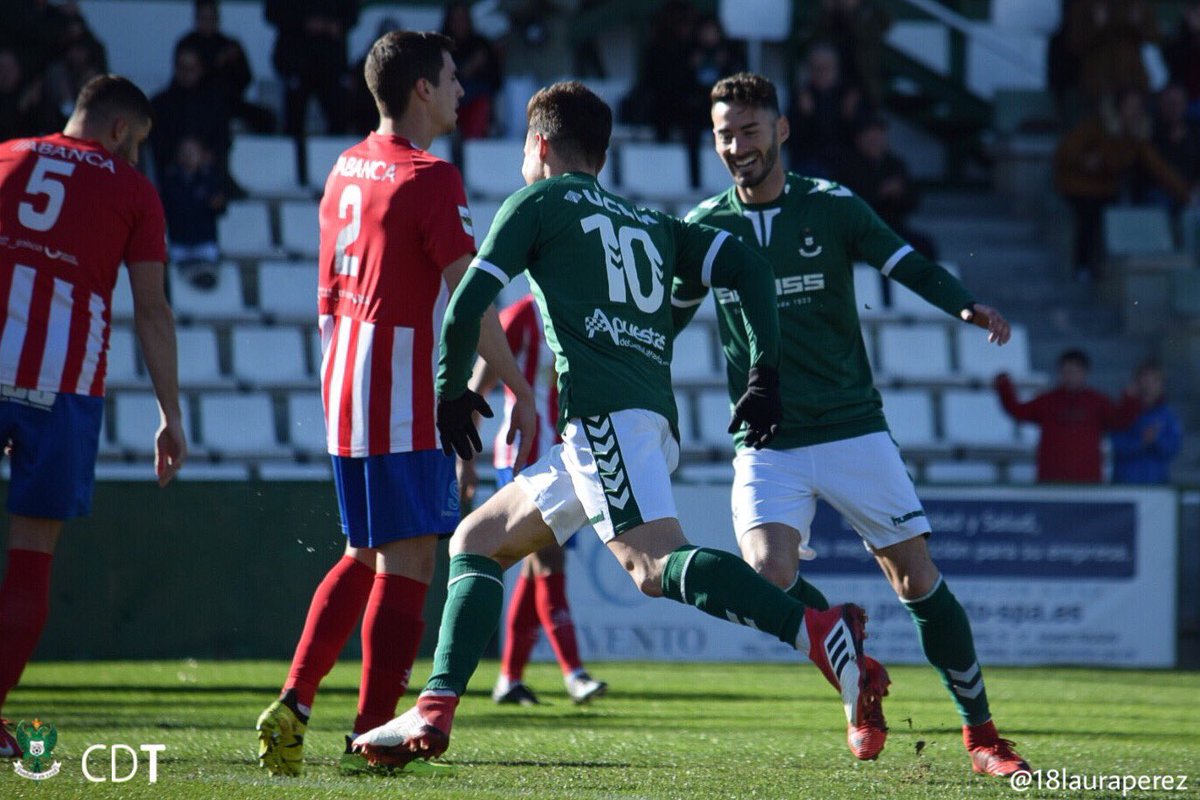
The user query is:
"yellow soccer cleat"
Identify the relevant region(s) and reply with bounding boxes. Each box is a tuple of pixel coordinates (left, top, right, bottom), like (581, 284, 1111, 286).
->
(256, 698, 307, 777)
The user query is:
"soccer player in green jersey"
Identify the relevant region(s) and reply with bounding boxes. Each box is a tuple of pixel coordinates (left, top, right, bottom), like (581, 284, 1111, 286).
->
(676, 72, 1030, 776)
(353, 81, 890, 768)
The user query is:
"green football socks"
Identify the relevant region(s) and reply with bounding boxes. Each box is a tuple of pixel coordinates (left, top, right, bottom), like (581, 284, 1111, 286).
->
(786, 573, 830, 611)
(903, 577, 991, 725)
(424, 554, 505, 697)
(662, 546, 806, 650)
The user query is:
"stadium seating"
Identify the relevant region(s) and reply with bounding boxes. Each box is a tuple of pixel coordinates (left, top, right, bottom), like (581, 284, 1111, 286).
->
(257, 261, 317, 323)
(112, 392, 194, 454)
(468, 198, 504, 246)
(676, 392, 696, 444)
(955, 323, 1032, 378)
(671, 327, 717, 382)
(925, 460, 1000, 484)
(887, 280, 946, 318)
(176, 327, 226, 388)
(285, 392, 326, 455)
(217, 200, 274, 258)
(170, 263, 252, 320)
(941, 389, 1021, 446)
(199, 393, 286, 456)
(1104, 207, 1174, 257)
(876, 323, 951, 379)
(698, 147, 730, 197)
(304, 136, 359, 188)
(279, 201, 320, 257)
(619, 143, 690, 202)
(853, 265, 885, 318)
(105, 327, 140, 387)
(229, 134, 299, 195)
(111, 268, 135, 321)
(696, 389, 734, 449)
(231, 327, 309, 387)
(463, 140, 526, 197)
(878, 389, 937, 448)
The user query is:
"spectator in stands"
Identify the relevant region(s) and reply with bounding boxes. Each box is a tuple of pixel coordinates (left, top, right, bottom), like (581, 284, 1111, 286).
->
(1054, 90, 1191, 280)
(1150, 83, 1200, 213)
(151, 42, 231, 189)
(160, 137, 225, 290)
(266, 0, 359, 186)
(1164, 2, 1200, 112)
(690, 16, 744, 98)
(177, 0, 275, 134)
(1047, 0, 1084, 124)
(0, 47, 57, 140)
(441, 1, 502, 140)
(1066, 0, 1158, 103)
(788, 42, 866, 178)
(40, 9, 107, 120)
(1111, 360, 1182, 484)
(994, 349, 1140, 484)
(835, 116, 937, 259)
(627, 2, 702, 158)
(809, 0, 892, 108)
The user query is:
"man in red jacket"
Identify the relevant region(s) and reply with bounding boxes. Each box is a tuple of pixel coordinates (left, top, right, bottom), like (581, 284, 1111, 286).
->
(994, 349, 1140, 483)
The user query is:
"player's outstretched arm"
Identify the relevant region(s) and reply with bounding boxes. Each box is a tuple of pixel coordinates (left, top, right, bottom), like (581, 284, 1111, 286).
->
(128, 261, 187, 486)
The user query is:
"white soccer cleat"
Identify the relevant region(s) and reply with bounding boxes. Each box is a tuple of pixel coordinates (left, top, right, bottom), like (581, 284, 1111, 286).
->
(352, 705, 450, 768)
(564, 672, 608, 705)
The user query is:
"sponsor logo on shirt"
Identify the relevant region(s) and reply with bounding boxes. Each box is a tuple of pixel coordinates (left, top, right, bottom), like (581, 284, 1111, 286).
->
(0, 236, 79, 266)
(714, 273, 826, 304)
(584, 308, 667, 364)
(12, 140, 115, 173)
(332, 155, 398, 182)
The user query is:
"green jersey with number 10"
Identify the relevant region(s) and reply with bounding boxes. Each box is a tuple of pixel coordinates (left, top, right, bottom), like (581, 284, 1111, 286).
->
(472, 172, 738, 434)
(682, 174, 974, 451)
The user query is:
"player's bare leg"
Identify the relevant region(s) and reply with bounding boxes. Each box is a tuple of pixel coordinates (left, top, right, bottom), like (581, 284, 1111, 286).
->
(0, 516, 62, 758)
(354, 482, 554, 768)
(874, 535, 1030, 776)
(739, 523, 829, 608)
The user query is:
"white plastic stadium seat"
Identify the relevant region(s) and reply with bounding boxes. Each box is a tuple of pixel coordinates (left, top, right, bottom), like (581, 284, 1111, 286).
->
(279, 201, 319, 257)
(111, 268, 135, 321)
(853, 264, 885, 318)
(229, 134, 298, 194)
(105, 327, 140, 386)
(876, 323, 951, 379)
(217, 200, 274, 257)
(199, 393, 284, 456)
(878, 389, 936, 448)
(619, 143, 690, 201)
(955, 323, 1031, 379)
(675, 392, 696, 443)
(887, 280, 945, 318)
(699, 146, 731, 196)
(463, 140, 526, 197)
(113, 392, 193, 453)
(231, 326, 309, 386)
(697, 389, 734, 450)
(925, 460, 999, 484)
(1104, 207, 1174, 257)
(941, 389, 1019, 446)
(171, 263, 251, 320)
(257, 261, 317, 322)
(468, 198, 504, 247)
(304, 136, 359, 188)
(286, 392, 327, 454)
(671, 326, 717, 382)
(176, 328, 225, 387)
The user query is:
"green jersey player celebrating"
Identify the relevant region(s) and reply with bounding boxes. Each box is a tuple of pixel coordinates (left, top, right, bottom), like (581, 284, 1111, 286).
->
(677, 72, 1030, 777)
(353, 81, 889, 768)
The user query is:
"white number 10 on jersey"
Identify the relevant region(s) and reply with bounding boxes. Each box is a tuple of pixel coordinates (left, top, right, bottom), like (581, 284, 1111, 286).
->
(580, 213, 665, 313)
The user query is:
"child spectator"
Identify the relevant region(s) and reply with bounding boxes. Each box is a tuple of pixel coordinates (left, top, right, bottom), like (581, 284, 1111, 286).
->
(1111, 360, 1182, 484)
(161, 138, 225, 289)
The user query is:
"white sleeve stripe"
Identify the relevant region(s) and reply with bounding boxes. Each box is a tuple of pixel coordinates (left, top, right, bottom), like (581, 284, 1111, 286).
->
(880, 245, 914, 277)
(671, 295, 704, 308)
(700, 231, 730, 287)
(470, 258, 509, 287)
(447, 571, 505, 589)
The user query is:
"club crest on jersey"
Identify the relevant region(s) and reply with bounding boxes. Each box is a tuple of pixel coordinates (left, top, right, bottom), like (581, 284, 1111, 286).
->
(799, 231, 823, 258)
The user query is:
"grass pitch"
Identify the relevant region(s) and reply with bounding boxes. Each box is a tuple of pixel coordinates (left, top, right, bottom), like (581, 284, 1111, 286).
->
(4, 660, 1198, 799)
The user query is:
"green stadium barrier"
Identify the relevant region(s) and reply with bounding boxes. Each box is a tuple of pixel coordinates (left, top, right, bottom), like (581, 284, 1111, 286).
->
(0, 481, 451, 660)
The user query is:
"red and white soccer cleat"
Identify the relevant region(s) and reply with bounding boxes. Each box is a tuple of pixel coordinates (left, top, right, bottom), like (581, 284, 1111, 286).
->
(352, 693, 457, 768)
(964, 720, 1031, 777)
(847, 656, 890, 760)
(804, 604, 889, 759)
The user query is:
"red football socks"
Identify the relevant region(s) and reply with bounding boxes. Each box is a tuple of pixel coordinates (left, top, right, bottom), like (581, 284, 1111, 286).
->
(0, 549, 53, 710)
(499, 574, 539, 681)
(535, 573, 583, 675)
(285, 556, 373, 709)
(354, 573, 427, 734)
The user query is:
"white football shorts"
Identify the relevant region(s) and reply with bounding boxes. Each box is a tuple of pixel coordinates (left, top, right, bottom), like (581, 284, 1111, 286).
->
(514, 408, 679, 543)
(731, 431, 929, 554)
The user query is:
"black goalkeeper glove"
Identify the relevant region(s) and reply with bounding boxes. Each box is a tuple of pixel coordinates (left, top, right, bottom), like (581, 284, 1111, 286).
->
(727, 364, 782, 449)
(436, 389, 494, 460)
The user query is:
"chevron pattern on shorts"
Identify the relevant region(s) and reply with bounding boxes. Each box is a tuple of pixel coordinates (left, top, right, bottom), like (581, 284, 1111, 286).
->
(585, 415, 630, 510)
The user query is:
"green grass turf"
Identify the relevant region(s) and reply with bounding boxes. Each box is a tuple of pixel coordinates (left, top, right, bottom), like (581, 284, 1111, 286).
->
(3, 660, 1198, 799)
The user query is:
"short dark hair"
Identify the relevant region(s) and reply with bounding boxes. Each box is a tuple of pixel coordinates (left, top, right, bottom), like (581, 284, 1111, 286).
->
(711, 72, 780, 115)
(1059, 349, 1091, 369)
(73, 74, 153, 126)
(364, 30, 453, 119)
(195, 0, 217, 11)
(526, 81, 611, 170)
